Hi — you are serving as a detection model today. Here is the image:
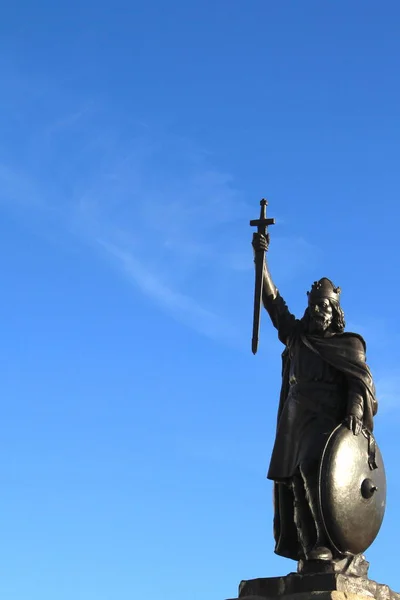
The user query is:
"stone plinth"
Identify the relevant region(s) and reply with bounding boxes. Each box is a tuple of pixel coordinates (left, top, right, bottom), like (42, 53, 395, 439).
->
(227, 573, 400, 600)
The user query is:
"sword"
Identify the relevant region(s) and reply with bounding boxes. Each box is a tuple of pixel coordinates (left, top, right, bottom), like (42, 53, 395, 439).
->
(250, 199, 275, 354)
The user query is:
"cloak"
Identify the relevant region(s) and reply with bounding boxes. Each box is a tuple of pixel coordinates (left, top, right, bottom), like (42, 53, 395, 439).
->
(270, 328, 377, 561)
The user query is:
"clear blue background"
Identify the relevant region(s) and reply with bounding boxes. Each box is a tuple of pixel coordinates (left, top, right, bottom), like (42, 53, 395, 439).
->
(0, 2, 400, 598)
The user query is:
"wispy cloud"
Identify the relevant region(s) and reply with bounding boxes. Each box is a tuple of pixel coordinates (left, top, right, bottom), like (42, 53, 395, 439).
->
(44, 106, 92, 137)
(96, 237, 235, 340)
(0, 70, 320, 344)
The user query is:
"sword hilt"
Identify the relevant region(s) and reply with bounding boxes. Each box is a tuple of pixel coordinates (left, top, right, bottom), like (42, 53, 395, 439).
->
(249, 199, 275, 236)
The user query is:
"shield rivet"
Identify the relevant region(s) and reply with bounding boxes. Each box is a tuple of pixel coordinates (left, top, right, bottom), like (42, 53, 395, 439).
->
(361, 478, 378, 499)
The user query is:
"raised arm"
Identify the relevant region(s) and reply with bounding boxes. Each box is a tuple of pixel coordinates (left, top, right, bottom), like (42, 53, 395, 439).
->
(252, 233, 297, 345)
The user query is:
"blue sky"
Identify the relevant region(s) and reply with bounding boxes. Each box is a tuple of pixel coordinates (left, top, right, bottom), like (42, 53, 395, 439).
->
(1, 1, 400, 599)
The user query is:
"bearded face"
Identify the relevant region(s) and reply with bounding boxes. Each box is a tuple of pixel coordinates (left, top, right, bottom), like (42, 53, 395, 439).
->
(308, 298, 333, 334)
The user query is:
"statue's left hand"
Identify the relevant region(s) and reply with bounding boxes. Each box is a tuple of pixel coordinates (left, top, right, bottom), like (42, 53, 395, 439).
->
(346, 414, 363, 436)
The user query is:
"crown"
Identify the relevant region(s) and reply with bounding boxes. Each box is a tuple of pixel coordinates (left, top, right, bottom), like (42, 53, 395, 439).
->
(307, 277, 341, 303)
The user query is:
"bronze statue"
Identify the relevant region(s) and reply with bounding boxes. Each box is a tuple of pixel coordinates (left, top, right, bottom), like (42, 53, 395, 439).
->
(250, 200, 385, 573)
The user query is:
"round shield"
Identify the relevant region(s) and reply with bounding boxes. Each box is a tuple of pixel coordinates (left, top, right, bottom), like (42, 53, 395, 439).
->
(319, 423, 386, 556)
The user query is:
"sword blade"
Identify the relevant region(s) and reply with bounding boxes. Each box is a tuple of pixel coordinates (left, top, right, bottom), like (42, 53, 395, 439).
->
(251, 251, 265, 354)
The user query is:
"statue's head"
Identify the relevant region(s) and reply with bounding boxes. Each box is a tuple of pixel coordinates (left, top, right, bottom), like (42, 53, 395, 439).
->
(305, 278, 345, 335)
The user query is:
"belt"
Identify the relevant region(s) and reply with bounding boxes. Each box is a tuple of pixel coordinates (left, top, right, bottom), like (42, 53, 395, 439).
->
(289, 379, 341, 391)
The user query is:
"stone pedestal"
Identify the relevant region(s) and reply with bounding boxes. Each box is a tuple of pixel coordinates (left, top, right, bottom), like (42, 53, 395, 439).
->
(227, 572, 400, 600)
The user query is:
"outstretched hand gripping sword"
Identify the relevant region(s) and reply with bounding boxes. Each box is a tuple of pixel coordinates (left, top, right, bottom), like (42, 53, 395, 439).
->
(250, 199, 275, 354)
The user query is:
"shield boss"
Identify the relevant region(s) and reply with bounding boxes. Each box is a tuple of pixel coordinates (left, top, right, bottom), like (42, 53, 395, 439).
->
(319, 424, 386, 556)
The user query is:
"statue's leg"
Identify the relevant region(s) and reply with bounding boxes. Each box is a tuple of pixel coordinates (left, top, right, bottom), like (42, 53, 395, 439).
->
(291, 472, 315, 559)
(299, 461, 332, 561)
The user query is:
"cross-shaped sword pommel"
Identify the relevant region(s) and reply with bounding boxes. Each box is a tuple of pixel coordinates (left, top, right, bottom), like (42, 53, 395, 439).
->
(249, 198, 275, 235)
(249, 199, 275, 355)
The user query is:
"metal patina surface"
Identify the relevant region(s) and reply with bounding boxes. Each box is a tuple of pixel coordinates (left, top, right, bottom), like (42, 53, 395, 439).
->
(249, 200, 383, 571)
(319, 424, 386, 556)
